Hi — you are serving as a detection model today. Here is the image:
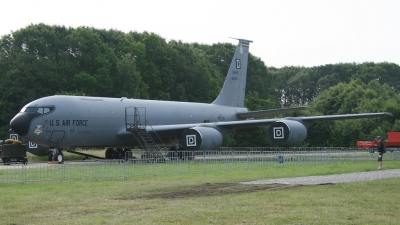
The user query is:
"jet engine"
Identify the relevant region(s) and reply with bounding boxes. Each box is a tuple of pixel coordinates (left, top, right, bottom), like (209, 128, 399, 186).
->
(268, 120, 307, 146)
(180, 127, 223, 150)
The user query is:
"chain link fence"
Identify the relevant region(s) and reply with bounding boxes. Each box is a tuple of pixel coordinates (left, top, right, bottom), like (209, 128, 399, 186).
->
(1, 147, 399, 183)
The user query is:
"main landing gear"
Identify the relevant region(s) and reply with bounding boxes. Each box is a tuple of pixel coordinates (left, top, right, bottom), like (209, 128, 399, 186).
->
(105, 148, 133, 160)
(104, 147, 195, 161)
(47, 148, 63, 164)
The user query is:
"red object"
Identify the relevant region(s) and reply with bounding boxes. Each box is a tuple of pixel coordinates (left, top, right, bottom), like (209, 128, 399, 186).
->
(356, 132, 400, 148)
(356, 141, 376, 148)
(388, 132, 400, 142)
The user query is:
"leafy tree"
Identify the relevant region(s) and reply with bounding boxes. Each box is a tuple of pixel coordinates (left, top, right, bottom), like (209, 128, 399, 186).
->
(245, 55, 272, 100)
(72, 71, 97, 95)
(245, 91, 278, 111)
(138, 33, 174, 100)
(309, 79, 399, 146)
(270, 66, 305, 106)
(287, 70, 312, 105)
(316, 73, 341, 93)
(115, 54, 144, 98)
(67, 27, 115, 96)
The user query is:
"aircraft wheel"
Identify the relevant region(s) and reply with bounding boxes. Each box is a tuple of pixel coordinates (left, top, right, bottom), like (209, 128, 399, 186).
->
(4, 158, 11, 165)
(105, 148, 115, 159)
(116, 148, 124, 159)
(57, 154, 63, 164)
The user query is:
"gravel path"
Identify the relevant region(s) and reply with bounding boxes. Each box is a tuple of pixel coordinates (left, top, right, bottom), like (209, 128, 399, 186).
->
(240, 169, 400, 185)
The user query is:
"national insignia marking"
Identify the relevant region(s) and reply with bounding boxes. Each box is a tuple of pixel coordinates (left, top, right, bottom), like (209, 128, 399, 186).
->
(34, 125, 43, 135)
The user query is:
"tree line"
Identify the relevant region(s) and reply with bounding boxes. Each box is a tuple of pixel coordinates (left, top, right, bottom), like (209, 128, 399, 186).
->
(0, 23, 399, 147)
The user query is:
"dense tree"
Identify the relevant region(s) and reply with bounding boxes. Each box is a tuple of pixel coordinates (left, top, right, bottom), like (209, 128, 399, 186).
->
(245, 91, 278, 111)
(115, 54, 144, 98)
(308, 79, 400, 146)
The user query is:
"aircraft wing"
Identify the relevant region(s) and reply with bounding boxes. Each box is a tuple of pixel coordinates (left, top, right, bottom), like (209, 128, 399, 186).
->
(236, 107, 307, 119)
(117, 112, 392, 141)
(147, 124, 201, 137)
(131, 112, 392, 133)
(116, 123, 199, 140)
(216, 112, 393, 130)
(295, 112, 393, 122)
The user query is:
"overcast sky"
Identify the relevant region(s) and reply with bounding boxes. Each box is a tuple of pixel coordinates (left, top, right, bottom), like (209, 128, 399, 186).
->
(1, 0, 399, 68)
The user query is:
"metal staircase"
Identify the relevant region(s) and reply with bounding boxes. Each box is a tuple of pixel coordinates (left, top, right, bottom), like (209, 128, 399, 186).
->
(125, 107, 165, 159)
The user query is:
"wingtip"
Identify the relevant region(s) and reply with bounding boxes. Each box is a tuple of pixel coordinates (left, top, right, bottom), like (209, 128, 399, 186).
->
(384, 112, 394, 117)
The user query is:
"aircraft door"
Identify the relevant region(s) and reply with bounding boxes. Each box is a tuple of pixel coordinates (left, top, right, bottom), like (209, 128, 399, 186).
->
(48, 130, 66, 146)
(125, 107, 147, 131)
(134, 107, 147, 129)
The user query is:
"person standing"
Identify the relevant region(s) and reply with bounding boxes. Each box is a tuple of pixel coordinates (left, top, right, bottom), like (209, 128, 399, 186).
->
(377, 136, 385, 170)
(47, 148, 56, 161)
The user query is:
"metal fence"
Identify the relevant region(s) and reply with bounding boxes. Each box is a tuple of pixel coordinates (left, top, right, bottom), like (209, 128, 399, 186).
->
(1, 147, 399, 183)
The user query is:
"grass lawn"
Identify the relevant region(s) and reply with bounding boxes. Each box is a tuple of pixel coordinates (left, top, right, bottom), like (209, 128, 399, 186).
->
(1, 160, 399, 224)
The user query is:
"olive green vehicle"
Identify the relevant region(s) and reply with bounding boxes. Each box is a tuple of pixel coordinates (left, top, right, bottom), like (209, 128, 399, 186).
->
(0, 140, 28, 165)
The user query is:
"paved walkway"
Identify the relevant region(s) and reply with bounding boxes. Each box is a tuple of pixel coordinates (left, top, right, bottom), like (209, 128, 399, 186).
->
(240, 169, 400, 185)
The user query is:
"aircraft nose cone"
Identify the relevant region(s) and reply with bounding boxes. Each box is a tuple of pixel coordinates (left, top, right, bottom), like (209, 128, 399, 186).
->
(10, 113, 31, 136)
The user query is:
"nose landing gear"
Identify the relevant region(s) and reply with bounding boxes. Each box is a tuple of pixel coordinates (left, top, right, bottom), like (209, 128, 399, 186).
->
(47, 147, 64, 164)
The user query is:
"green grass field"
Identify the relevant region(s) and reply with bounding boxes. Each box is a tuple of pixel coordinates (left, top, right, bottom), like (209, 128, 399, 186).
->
(1, 160, 399, 224)
(26, 149, 107, 162)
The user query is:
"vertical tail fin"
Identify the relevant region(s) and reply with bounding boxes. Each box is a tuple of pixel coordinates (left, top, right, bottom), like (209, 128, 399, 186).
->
(212, 38, 252, 107)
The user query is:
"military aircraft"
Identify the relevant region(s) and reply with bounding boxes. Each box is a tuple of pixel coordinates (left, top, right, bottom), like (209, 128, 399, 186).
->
(9, 38, 392, 160)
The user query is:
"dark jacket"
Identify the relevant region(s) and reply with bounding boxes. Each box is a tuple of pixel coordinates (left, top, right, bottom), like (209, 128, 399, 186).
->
(377, 141, 385, 153)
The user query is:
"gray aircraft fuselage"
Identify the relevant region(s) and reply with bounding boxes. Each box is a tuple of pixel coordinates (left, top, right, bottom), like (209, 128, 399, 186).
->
(15, 95, 247, 148)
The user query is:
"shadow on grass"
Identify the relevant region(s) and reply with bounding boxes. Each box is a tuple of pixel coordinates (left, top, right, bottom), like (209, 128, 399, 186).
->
(113, 183, 310, 200)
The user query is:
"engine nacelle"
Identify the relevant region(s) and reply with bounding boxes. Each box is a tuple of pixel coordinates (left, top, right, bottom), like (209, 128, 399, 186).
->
(268, 120, 307, 146)
(180, 127, 223, 150)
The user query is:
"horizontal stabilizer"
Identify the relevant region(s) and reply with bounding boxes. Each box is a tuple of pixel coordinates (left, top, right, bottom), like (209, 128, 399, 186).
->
(237, 107, 308, 119)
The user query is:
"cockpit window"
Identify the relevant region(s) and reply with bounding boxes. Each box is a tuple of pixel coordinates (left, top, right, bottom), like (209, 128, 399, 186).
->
(23, 106, 55, 114)
(36, 108, 43, 114)
(24, 107, 37, 113)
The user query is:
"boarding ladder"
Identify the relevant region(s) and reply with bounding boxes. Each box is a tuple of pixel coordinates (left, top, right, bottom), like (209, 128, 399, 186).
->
(125, 107, 165, 159)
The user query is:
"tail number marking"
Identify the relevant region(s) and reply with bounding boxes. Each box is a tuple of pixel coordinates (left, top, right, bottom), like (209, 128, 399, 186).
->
(236, 59, 241, 69)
